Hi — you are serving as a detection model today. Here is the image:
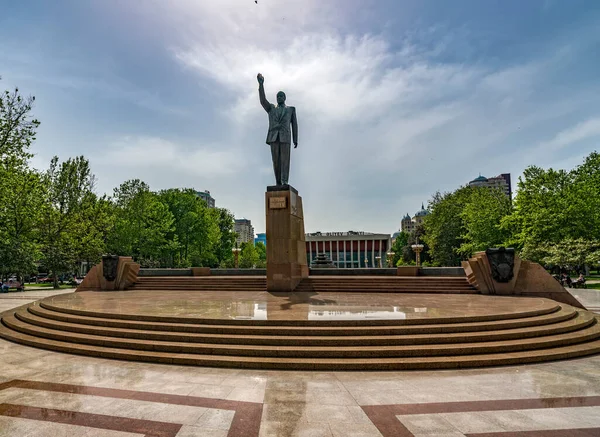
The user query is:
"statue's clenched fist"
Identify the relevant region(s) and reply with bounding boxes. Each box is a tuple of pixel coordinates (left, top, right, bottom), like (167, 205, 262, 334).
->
(257, 73, 264, 85)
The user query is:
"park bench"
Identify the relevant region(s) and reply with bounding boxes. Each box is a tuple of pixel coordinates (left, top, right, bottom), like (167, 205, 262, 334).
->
(1, 280, 24, 292)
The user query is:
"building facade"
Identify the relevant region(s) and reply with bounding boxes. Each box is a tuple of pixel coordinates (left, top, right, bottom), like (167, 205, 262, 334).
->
(254, 233, 267, 246)
(196, 190, 215, 208)
(400, 203, 430, 234)
(234, 218, 255, 246)
(468, 173, 512, 198)
(305, 231, 392, 268)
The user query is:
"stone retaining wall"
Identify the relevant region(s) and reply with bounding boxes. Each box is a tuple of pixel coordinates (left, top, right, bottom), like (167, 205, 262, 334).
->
(138, 267, 465, 277)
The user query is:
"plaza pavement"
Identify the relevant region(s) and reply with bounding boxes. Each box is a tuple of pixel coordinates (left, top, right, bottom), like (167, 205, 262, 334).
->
(0, 289, 599, 436)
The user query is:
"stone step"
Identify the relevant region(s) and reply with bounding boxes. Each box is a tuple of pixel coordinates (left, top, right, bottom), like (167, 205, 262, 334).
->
(133, 277, 468, 283)
(129, 287, 475, 293)
(130, 276, 475, 293)
(39, 300, 561, 326)
(4, 310, 599, 358)
(28, 304, 577, 336)
(16, 307, 593, 347)
(129, 286, 268, 290)
(293, 288, 476, 294)
(1, 317, 599, 370)
(131, 282, 473, 286)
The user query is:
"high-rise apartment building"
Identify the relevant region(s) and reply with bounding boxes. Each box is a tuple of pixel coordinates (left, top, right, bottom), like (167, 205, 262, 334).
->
(468, 173, 512, 198)
(196, 190, 215, 208)
(254, 233, 267, 246)
(234, 218, 254, 246)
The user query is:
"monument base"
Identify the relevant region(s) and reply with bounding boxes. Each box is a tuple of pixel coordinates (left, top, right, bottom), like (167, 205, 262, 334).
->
(463, 251, 585, 309)
(265, 185, 308, 292)
(266, 184, 298, 194)
(77, 256, 139, 292)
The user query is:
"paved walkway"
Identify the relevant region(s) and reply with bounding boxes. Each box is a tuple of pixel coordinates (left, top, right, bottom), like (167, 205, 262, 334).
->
(0, 292, 599, 436)
(0, 288, 74, 313)
(569, 287, 600, 313)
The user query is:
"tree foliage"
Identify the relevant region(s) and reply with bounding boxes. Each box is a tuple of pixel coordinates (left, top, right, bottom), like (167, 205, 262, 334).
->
(523, 238, 600, 273)
(459, 187, 512, 257)
(0, 168, 45, 280)
(423, 186, 511, 265)
(239, 242, 259, 268)
(213, 208, 237, 265)
(106, 182, 235, 268)
(109, 179, 174, 267)
(0, 81, 39, 162)
(0, 80, 42, 280)
(423, 187, 472, 266)
(255, 242, 267, 268)
(39, 156, 100, 286)
(504, 152, 600, 265)
(158, 188, 220, 267)
(0, 81, 244, 285)
(390, 231, 409, 266)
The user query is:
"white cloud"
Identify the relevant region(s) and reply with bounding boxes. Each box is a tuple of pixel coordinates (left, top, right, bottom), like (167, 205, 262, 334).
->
(540, 117, 600, 151)
(95, 136, 240, 179)
(23, 0, 598, 234)
(175, 33, 482, 126)
(150, 2, 599, 233)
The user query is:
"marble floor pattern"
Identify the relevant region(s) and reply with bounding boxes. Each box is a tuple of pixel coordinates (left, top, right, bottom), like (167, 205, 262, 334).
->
(0, 290, 600, 436)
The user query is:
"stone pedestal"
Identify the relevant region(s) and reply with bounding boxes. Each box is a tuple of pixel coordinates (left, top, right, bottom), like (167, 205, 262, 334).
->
(265, 185, 309, 291)
(463, 251, 585, 309)
(77, 256, 140, 292)
(397, 266, 419, 276)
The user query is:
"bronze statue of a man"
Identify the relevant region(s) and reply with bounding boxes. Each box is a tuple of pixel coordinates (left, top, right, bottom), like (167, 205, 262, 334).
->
(257, 73, 298, 186)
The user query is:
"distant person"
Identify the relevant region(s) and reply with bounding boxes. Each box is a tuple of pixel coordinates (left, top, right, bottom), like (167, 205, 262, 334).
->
(572, 273, 585, 287)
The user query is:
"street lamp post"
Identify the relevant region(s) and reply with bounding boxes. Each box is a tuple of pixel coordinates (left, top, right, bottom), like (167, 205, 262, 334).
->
(364, 257, 369, 268)
(232, 245, 241, 269)
(386, 251, 395, 268)
(375, 255, 382, 268)
(411, 238, 424, 267)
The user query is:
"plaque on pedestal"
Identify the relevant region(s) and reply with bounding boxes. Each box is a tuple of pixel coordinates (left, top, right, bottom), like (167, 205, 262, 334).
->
(265, 185, 308, 292)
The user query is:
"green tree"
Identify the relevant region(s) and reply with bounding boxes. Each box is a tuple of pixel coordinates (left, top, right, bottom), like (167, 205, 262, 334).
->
(213, 208, 236, 265)
(0, 81, 40, 162)
(39, 156, 97, 287)
(239, 242, 259, 268)
(74, 194, 113, 274)
(109, 179, 174, 266)
(158, 188, 220, 267)
(423, 187, 472, 266)
(535, 238, 600, 272)
(502, 166, 573, 256)
(0, 168, 45, 281)
(503, 152, 600, 262)
(0, 80, 42, 281)
(390, 231, 409, 266)
(255, 241, 267, 268)
(572, 152, 600, 236)
(458, 187, 512, 257)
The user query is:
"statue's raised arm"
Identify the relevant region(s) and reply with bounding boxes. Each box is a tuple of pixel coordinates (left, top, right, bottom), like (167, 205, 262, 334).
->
(257, 73, 272, 112)
(257, 73, 297, 186)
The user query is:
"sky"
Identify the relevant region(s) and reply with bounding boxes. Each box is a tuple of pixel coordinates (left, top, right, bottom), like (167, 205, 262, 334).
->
(2, 0, 600, 235)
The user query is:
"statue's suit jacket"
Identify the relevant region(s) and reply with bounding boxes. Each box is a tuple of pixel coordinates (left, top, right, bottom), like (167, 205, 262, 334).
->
(259, 84, 298, 145)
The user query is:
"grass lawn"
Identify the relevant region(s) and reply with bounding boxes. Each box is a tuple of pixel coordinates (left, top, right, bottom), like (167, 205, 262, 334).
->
(583, 283, 600, 290)
(24, 283, 74, 290)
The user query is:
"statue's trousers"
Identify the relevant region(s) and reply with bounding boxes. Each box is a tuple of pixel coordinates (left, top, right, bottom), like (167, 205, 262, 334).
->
(269, 141, 291, 185)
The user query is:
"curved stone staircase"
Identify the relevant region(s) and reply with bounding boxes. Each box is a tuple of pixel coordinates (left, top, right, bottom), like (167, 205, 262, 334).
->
(129, 275, 477, 294)
(1, 297, 599, 370)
